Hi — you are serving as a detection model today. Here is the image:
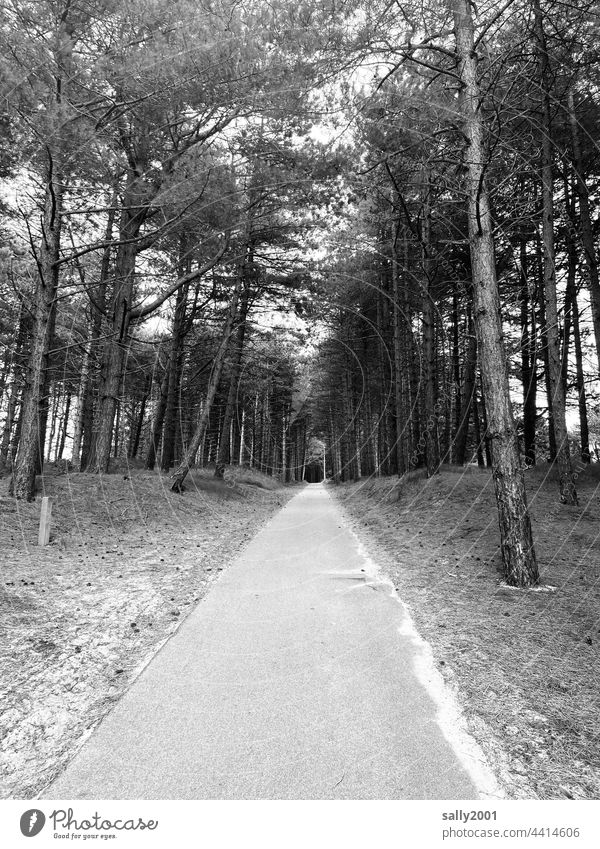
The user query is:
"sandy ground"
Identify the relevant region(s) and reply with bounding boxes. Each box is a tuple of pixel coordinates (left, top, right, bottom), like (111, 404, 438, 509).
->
(0, 465, 293, 799)
(333, 464, 600, 800)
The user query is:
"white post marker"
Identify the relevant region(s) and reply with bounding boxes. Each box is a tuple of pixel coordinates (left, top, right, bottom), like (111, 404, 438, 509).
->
(38, 496, 53, 546)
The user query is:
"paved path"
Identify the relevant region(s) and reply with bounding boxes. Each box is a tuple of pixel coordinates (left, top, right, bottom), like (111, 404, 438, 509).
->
(45, 485, 499, 800)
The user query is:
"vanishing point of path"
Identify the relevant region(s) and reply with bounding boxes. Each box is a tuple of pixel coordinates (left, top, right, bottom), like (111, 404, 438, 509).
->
(44, 484, 501, 800)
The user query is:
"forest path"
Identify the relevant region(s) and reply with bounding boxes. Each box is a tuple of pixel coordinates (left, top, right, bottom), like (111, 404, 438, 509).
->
(44, 484, 499, 800)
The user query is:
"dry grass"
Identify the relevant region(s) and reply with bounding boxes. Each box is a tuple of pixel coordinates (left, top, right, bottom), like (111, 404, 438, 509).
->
(0, 464, 292, 799)
(333, 463, 600, 800)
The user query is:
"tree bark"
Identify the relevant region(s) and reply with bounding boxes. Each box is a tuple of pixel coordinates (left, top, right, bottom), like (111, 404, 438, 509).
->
(564, 174, 591, 464)
(0, 306, 31, 469)
(568, 88, 600, 376)
(146, 355, 170, 470)
(421, 187, 440, 476)
(78, 188, 115, 469)
(571, 288, 591, 464)
(88, 173, 147, 473)
(391, 220, 408, 475)
(532, 0, 577, 504)
(452, 0, 538, 585)
(170, 274, 243, 492)
(520, 228, 537, 466)
(71, 335, 91, 467)
(130, 375, 150, 459)
(214, 273, 252, 478)
(451, 282, 462, 461)
(10, 158, 63, 500)
(56, 392, 71, 461)
(455, 292, 477, 465)
(161, 239, 192, 471)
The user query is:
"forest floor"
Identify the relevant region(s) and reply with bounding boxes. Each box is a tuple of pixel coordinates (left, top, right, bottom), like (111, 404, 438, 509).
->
(333, 463, 600, 801)
(0, 463, 293, 799)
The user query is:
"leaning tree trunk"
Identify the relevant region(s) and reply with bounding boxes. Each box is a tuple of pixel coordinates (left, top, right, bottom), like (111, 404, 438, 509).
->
(170, 275, 243, 492)
(533, 0, 577, 504)
(452, 0, 538, 586)
(10, 161, 63, 500)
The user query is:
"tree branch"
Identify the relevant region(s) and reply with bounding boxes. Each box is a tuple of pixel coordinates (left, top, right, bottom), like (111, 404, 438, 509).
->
(129, 233, 231, 320)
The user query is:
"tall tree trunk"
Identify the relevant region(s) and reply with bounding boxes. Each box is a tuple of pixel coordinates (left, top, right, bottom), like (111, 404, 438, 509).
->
(568, 89, 600, 376)
(170, 275, 243, 492)
(46, 384, 61, 462)
(71, 335, 91, 467)
(391, 220, 407, 475)
(77, 189, 115, 469)
(56, 392, 71, 461)
(0, 334, 12, 408)
(571, 288, 591, 464)
(533, 0, 577, 504)
(161, 242, 191, 471)
(455, 293, 477, 465)
(451, 282, 462, 461)
(536, 231, 556, 461)
(452, 0, 538, 585)
(421, 188, 439, 476)
(10, 159, 63, 500)
(89, 172, 147, 473)
(564, 174, 591, 464)
(0, 306, 31, 469)
(562, 171, 577, 396)
(478, 373, 493, 467)
(472, 388, 485, 467)
(376, 274, 392, 475)
(146, 356, 170, 470)
(0, 386, 19, 469)
(238, 407, 246, 465)
(215, 274, 252, 478)
(520, 228, 537, 466)
(130, 375, 150, 459)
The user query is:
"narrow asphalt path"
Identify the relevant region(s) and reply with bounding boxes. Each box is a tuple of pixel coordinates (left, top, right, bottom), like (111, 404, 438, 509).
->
(45, 484, 500, 800)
